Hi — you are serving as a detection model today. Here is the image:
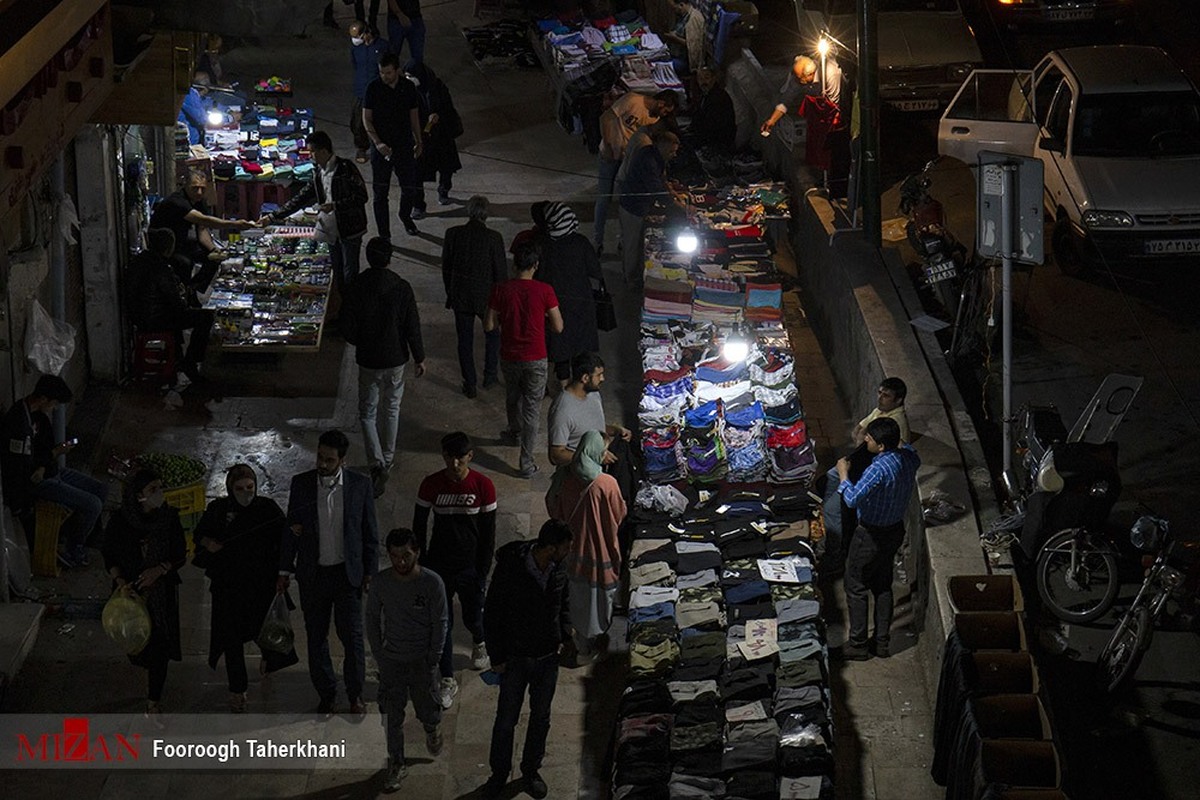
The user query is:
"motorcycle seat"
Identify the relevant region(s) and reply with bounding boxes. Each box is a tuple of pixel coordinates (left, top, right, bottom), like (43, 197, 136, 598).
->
(1029, 405, 1068, 446)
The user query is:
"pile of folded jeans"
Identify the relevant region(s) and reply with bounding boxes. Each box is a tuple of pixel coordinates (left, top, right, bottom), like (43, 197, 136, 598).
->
(615, 489, 835, 799)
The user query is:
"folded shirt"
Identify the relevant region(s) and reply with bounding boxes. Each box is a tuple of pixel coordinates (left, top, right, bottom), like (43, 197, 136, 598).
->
(631, 585, 681, 609)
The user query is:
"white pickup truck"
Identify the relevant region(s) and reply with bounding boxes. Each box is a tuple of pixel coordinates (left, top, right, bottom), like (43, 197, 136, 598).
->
(938, 46, 1200, 274)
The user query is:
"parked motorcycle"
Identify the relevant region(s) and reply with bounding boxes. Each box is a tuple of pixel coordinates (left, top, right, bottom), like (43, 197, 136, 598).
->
(898, 158, 966, 316)
(984, 375, 1142, 623)
(1096, 515, 1200, 694)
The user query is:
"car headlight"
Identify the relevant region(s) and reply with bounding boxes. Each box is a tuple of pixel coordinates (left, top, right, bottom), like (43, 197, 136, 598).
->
(1082, 210, 1134, 229)
(947, 63, 976, 82)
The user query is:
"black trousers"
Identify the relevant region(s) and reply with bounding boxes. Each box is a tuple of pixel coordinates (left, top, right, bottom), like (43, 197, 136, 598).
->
(845, 520, 905, 647)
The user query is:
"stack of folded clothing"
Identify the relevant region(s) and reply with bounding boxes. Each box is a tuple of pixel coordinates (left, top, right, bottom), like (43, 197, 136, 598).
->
(644, 277, 695, 323)
(695, 356, 749, 404)
(723, 395, 768, 483)
(767, 419, 817, 485)
(745, 282, 783, 323)
(683, 400, 727, 483)
(692, 277, 744, 324)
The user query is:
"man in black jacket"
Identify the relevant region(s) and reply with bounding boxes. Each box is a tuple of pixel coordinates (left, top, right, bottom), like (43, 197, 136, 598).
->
(479, 520, 572, 800)
(262, 131, 369, 322)
(691, 67, 737, 154)
(128, 228, 215, 385)
(441, 195, 504, 398)
(341, 237, 425, 497)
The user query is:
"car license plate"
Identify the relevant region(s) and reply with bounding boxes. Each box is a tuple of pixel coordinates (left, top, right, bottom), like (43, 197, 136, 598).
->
(1045, 7, 1094, 22)
(1144, 239, 1200, 255)
(889, 99, 940, 112)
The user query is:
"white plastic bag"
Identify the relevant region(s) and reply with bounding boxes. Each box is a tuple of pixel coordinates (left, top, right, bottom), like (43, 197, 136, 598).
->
(25, 299, 76, 375)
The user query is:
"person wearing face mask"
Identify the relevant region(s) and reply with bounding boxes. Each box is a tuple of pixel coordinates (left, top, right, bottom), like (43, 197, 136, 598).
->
(101, 468, 187, 719)
(478, 520, 573, 800)
(193, 464, 299, 712)
(348, 21, 389, 164)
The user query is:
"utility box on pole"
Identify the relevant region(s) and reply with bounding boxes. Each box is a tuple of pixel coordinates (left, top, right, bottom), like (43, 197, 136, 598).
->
(977, 152, 1044, 265)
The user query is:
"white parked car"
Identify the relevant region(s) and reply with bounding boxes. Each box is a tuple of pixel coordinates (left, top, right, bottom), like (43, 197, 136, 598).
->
(938, 46, 1200, 273)
(796, 0, 982, 111)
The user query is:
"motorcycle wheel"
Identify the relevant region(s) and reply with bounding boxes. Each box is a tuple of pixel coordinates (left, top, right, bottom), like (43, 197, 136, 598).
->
(1095, 604, 1153, 694)
(1035, 528, 1120, 623)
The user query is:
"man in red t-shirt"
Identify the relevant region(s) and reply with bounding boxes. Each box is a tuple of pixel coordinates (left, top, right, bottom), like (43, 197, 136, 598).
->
(485, 245, 564, 478)
(414, 431, 498, 709)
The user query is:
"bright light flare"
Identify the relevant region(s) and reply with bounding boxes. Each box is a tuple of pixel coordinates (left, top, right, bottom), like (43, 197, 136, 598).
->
(723, 338, 750, 363)
(676, 230, 698, 253)
(816, 36, 831, 57)
(206, 110, 225, 127)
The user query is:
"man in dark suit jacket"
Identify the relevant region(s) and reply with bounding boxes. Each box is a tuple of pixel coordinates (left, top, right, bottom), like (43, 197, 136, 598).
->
(278, 429, 379, 714)
(441, 195, 505, 398)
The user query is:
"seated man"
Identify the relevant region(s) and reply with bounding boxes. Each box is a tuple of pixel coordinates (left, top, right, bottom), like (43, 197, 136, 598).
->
(546, 352, 631, 467)
(129, 228, 216, 385)
(0, 375, 107, 565)
(148, 168, 255, 296)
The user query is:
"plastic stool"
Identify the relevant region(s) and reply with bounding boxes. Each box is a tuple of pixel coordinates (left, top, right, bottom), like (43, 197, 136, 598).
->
(132, 330, 177, 384)
(32, 500, 72, 577)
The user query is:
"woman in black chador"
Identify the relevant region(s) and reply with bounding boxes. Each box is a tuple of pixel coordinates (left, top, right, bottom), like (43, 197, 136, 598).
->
(102, 468, 186, 718)
(194, 463, 298, 712)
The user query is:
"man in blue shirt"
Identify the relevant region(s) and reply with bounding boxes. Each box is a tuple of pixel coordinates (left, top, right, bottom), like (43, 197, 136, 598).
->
(836, 416, 919, 660)
(348, 21, 389, 164)
(177, 72, 213, 146)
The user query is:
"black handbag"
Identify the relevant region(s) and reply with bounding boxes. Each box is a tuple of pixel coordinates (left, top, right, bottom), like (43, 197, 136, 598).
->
(594, 277, 617, 332)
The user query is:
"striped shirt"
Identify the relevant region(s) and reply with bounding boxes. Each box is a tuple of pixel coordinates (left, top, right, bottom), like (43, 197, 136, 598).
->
(838, 445, 920, 527)
(414, 468, 497, 575)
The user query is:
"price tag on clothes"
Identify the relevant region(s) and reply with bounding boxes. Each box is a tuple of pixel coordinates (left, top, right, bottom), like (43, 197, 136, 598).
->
(757, 558, 800, 583)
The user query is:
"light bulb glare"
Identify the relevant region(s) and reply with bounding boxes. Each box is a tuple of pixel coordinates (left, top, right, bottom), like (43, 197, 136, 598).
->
(723, 339, 750, 363)
(676, 230, 698, 253)
(207, 110, 225, 126)
(817, 36, 831, 57)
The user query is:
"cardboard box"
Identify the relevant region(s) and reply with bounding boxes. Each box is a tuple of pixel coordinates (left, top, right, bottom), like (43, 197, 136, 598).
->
(955, 611, 1028, 652)
(972, 694, 1052, 740)
(969, 652, 1040, 695)
(981, 740, 1061, 790)
(949, 574, 1025, 614)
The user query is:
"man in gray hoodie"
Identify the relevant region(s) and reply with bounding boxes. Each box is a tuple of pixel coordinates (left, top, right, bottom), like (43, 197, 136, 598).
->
(366, 527, 448, 792)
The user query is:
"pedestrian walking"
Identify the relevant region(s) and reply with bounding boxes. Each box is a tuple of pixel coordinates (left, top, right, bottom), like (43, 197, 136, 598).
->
(278, 429, 379, 715)
(362, 52, 422, 238)
(341, 237, 426, 497)
(485, 245, 564, 479)
(407, 62, 462, 211)
(348, 21, 389, 164)
(478, 520, 573, 800)
(545, 430, 626, 657)
(441, 195, 505, 398)
(102, 468, 186, 719)
(367, 527, 447, 792)
(262, 131, 369, 325)
(836, 417, 920, 660)
(413, 432, 497, 709)
(193, 463, 299, 712)
(617, 130, 686, 290)
(536, 202, 603, 387)
(385, 0, 425, 65)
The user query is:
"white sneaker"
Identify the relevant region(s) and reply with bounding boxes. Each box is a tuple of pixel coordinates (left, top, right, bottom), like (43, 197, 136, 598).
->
(471, 643, 490, 671)
(437, 677, 459, 710)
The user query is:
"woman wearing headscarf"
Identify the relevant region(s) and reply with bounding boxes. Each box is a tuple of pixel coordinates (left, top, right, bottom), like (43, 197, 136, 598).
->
(537, 202, 603, 386)
(193, 464, 299, 712)
(407, 61, 463, 211)
(545, 430, 626, 657)
(102, 468, 186, 717)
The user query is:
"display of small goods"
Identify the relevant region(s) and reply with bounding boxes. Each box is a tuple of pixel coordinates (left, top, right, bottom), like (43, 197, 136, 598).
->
(256, 75, 292, 94)
(205, 227, 331, 349)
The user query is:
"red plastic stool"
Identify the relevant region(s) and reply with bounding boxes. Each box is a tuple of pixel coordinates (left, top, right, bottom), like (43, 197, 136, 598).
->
(132, 330, 177, 383)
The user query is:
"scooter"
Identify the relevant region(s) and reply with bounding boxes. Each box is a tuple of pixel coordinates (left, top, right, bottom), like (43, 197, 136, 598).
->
(983, 375, 1142, 623)
(1096, 514, 1200, 693)
(898, 158, 966, 315)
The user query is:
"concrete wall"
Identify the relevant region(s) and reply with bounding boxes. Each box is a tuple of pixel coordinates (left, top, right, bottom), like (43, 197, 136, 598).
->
(149, 0, 330, 37)
(791, 195, 998, 697)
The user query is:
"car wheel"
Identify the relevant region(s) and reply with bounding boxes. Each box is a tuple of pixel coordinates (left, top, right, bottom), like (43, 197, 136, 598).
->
(1052, 218, 1088, 277)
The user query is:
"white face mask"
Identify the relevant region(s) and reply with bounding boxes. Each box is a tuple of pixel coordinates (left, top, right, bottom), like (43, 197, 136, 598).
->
(142, 489, 165, 510)
(233, 489, 255, 507)
(351, 36, 365, 46)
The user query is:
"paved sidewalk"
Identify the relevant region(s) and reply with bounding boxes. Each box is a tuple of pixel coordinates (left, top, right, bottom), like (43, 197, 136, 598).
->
(1, 3, 939, 798)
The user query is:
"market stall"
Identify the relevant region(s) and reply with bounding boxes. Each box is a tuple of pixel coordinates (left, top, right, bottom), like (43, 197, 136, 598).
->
(203, 226, 332, 351)
(614, 171, 837, 799)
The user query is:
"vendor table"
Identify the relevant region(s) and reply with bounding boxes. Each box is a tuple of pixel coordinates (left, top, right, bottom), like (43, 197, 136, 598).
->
(203, 226, 331, 352)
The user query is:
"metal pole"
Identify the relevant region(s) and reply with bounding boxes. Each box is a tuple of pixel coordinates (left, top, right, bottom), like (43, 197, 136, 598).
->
(859, 0, 880, 248)
(50, 156, 68, 465)
(1001, 163, 1015, 479)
